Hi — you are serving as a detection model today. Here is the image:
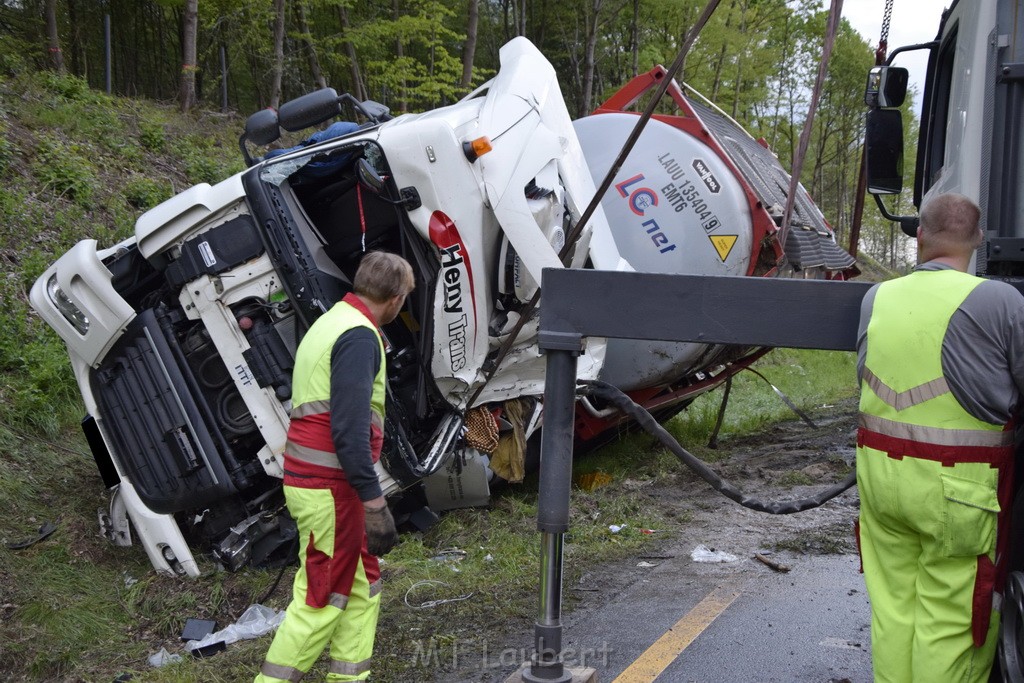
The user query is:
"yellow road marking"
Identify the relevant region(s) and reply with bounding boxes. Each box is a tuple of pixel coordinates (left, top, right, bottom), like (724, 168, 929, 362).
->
(612, 582, 743, 683)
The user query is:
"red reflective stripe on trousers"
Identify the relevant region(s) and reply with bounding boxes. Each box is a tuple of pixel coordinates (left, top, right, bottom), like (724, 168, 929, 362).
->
(973, 554, 996, 648)
(305, 531, 333, 609)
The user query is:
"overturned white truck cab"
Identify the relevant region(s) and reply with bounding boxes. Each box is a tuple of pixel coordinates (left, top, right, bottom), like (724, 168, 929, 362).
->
(31, 39, 854, 576)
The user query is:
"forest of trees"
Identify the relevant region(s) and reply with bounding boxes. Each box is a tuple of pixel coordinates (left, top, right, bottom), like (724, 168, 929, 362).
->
(0, 0, 917, 269)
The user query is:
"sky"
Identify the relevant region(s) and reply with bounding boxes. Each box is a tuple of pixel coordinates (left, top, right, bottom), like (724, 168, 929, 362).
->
(832, 0, 948, 116)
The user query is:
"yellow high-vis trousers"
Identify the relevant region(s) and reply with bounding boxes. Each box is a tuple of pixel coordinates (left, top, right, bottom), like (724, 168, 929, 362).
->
(857, 448, 1006, 683)
(256, 474, 382, 683)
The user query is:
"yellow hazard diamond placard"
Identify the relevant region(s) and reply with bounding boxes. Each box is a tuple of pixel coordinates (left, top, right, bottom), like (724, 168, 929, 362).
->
(709, 235, 737, 262)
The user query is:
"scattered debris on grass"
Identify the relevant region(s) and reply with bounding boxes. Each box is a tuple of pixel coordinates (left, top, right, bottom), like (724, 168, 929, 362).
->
(691, 544, 739, 563)
(403, 580, 475, 610)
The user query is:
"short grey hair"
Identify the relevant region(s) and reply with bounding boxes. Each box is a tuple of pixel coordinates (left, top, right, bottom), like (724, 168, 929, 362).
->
(353, 251, 415, 303)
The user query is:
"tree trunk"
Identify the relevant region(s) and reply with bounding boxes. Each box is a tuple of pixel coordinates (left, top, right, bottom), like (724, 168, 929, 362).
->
(630, 0, 639, 77)
(143, 2, 155, 97)
(66, 0, 84, 76)
(769, 13, 790, 151)
(393, 0, 407, 112)
(296, 0, 327, 90)
(338, 4, 365, 101)
(710, 0, 736, 101)
(460, 0, 479, 88)
(270, 0, 286, 109)
(580, 0, 602, 118)
(128, 1, 140, 95)
(179, 0, 198, 112)
(535, 0, 548, 47)
(45, 0, 65, 73)
(730, 1, 747, 119)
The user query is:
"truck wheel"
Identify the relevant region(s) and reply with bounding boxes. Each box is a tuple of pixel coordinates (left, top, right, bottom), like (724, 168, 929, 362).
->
(1000, 571, 1024, 683)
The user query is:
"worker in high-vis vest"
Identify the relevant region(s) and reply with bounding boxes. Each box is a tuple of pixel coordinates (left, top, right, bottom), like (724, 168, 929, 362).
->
(256, 251, 415, 683)
(856, 193, 1024, 683)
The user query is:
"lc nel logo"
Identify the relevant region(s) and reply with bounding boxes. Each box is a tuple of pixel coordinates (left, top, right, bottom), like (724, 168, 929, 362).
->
(615, 174, 658, 216)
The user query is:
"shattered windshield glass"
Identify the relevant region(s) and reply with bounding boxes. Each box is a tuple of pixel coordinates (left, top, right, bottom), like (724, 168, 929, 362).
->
(259, 156, 310, 186)
(259, 142, 369, 187)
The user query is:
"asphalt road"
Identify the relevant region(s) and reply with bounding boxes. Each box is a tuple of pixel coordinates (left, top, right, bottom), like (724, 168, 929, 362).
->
(556, 552, 872, 683)
(436, 405, 871, 683)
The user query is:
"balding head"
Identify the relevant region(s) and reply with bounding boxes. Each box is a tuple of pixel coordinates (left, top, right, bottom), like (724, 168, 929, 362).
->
(918, 193, 982, 265)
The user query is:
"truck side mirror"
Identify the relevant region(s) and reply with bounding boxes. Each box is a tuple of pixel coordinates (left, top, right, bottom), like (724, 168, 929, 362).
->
(244, 108, 281, 146)
(240, 108, 282, 166)
(359, 100, 391, 123)
(278, 88, 342, 132)
(864, 66, 909, 108)
(865, 108, 904, 195)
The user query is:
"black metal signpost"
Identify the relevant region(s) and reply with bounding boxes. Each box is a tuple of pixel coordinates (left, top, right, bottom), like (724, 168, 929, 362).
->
(519, 270, 872, 682)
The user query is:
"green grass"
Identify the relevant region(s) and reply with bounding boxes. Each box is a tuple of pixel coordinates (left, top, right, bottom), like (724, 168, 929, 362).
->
(675, 348, 859, 439)
(0, 71, 274, 679)
(778, 470, 815, 487)
(0, 69, 244, 436)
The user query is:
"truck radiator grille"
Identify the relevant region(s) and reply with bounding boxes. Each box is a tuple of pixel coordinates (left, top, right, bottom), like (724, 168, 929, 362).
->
(90, 308, 239, 514)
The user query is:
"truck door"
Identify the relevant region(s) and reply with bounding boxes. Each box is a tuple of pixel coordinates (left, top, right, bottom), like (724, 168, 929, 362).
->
(917, 0, 995, 208)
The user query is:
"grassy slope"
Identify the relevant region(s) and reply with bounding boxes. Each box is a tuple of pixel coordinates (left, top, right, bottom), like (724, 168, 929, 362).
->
(0, 69, 873, 681)
(0, 69, 258, 680)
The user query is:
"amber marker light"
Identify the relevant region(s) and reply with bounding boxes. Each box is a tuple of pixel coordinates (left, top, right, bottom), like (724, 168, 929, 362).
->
(462, 136, 493, 162)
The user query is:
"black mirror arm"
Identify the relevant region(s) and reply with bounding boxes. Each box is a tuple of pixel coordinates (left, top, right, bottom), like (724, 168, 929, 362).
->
(239, 134, 255, 168)
(886, 41, 939, 66)
(338, 93, 392, 124)
(873, 194, 920, 237)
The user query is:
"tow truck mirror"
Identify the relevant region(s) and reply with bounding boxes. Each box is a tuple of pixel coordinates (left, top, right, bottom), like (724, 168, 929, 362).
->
(865, 66, 909, 108)
(278, 88, 342, 132)
(865, 108, 904, 195)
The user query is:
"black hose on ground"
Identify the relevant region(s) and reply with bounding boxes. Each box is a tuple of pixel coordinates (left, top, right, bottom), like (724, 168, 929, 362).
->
(580, 379, 857, 515)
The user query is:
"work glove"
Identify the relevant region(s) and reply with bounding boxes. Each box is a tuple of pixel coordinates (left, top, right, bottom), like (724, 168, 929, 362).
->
(364, 504, 399, 556)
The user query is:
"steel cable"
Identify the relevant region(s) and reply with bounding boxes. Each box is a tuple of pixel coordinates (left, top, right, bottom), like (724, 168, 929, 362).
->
(580, 379, 856, 515)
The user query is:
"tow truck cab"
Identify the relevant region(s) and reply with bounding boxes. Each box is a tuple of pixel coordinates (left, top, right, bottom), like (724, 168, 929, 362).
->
(865, 0, 1024, 279)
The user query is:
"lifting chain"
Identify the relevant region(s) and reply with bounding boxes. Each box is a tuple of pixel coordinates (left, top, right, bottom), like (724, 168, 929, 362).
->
(877, 0, 894, 62)
(880, 0, 893, 44)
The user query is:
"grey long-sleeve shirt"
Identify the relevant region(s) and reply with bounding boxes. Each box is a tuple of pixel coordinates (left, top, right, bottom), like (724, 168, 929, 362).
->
(856, 261, 1024, 425)
(329, 326, 384, 501)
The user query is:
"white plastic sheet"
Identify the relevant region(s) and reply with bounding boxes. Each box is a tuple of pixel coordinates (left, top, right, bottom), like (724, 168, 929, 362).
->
(690, 544, 738, 563)
(183, 604, 286, 653)
(148, 647, 182, 667)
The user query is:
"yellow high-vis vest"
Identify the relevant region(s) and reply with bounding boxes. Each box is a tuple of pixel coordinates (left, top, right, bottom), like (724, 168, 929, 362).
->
(286, 295, 386, 472)
(859, 269, 1013, 461)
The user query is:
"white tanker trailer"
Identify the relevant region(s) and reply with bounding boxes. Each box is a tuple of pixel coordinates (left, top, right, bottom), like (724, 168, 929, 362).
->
(30, 38, 855, 576)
